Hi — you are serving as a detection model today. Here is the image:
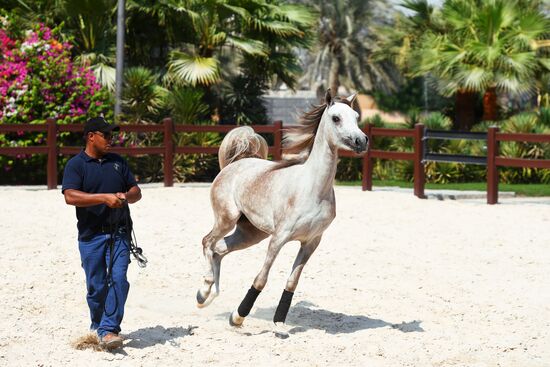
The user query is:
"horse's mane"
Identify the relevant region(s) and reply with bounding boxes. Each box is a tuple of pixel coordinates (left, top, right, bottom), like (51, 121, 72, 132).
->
(273, 98, 352, 170)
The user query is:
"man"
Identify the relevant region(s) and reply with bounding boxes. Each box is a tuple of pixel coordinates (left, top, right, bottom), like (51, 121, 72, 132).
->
(62, 116, 142, 350)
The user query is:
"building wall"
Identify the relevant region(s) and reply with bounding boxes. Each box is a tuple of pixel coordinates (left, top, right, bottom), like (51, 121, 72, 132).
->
(262, 91, 319, 125)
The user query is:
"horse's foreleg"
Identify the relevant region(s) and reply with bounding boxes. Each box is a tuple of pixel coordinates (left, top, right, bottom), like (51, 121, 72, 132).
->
(272, 236, 321, 338)
(229, 233, 288, 327)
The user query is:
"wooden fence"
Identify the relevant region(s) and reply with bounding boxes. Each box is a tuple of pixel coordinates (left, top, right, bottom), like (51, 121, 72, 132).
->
(487, 127, 550, 204)
(361, 123, 426, 199)
(0, 118, 282, 189)
(1, 119, 549, 204)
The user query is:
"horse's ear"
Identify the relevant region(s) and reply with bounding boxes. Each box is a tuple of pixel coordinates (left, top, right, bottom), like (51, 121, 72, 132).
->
(346, 93, 357, 105)
(324, 89, 334, 106)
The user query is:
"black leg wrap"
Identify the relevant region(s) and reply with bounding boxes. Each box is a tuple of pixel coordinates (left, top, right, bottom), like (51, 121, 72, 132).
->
(273, 289, 294, 323)
(237, 286, 261, 317)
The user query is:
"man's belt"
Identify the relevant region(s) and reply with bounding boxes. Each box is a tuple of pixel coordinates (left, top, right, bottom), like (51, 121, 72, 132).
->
(99, 223, 127, 234)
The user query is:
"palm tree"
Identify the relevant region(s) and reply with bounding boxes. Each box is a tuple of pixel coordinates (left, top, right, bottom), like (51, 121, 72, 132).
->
(406, 0, 550, 129)
(128, 0, 315, 88)
(297, 0, 400, 95)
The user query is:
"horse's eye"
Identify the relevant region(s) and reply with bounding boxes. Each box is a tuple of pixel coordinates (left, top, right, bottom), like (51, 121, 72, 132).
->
(332, 116, 340, 123)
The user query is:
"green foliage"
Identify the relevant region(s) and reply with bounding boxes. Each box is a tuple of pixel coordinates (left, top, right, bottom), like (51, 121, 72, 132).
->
(160, 0, 315, 90)
(218, 71, 269, 125)
(407, 0, 549, 96)
(537, 107, 550, 128)
(121, 67, 167, 123)
(373, 77, 453, 114)
(165, 86, 209, 124)
(335, 157, 362, 181)
(383, 0, 550, 129)
(498, 111, 550, 183)
(164, 87, 220, 182)
(173, 123, 222, 182)
(422, 112, 453, 130)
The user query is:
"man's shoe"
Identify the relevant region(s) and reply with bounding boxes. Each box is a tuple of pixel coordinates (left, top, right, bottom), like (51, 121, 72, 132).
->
(99, 332, 123, 350)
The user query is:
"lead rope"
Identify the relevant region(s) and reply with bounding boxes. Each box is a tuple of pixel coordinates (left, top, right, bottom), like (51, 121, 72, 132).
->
(122, 201, 148, 268)
(103, 202, 147, 317)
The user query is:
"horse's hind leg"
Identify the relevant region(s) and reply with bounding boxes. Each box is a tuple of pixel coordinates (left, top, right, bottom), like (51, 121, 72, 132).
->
(229, 232, 290, 327)
(272, 235, 322, 338)
(197, 216, 269, 308)
(197, 207, 240, 307)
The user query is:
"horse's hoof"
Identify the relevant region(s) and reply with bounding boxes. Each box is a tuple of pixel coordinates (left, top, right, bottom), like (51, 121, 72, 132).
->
(196, 289, 207, 306)
(273, 322, 289, 339)
(197, 289, 218, 309)
(229, 310, 244, 327)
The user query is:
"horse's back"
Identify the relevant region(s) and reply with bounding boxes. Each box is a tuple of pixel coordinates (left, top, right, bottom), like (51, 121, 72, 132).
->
(211, 158, 275, 199)
(214, 158, 274, 183)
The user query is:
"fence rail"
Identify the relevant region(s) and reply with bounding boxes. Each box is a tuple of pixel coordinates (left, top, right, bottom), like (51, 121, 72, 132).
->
(487, 127, 550, 204)
(360, 124, 425, 198)
(423, 128, 488, 166)
(1, 120, 549, 204)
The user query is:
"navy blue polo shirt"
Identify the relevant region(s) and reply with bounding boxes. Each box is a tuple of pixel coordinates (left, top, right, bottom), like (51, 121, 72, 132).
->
(62, 150, 138, 241)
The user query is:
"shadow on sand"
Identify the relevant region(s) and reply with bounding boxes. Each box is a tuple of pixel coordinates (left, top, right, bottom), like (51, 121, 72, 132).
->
(248, 300, 424, 335)
(123, 325, 197, 349)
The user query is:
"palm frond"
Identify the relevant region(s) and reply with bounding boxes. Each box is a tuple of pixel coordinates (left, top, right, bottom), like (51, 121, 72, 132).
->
(225, 35, 268, 56)
(167, 51, 220, 86)
(275, 4, 318, 27)
(248, 19, 303, 37)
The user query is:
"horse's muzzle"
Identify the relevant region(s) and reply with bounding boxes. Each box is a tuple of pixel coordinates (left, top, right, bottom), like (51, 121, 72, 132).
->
(347, 134, 368, 154)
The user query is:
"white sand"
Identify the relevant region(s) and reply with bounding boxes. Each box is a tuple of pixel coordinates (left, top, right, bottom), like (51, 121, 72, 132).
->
(0, 185, 549, 367)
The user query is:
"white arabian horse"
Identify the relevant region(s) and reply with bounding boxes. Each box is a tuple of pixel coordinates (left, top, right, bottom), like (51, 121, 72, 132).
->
(197, 90, 368, 336)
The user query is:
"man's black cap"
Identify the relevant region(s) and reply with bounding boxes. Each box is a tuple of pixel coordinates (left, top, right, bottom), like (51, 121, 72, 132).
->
(83, 117, 120, 135)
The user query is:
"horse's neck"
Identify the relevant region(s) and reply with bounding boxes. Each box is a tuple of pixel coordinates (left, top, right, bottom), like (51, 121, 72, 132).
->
(303, 127, 338, 196)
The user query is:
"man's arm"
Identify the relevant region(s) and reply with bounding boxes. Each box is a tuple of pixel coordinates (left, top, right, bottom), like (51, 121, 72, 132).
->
(116, 185, 142, 204)
(64, 189, 125, 208)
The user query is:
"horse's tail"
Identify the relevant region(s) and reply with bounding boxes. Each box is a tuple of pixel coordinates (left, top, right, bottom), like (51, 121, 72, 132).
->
(218, 126, 268, 170)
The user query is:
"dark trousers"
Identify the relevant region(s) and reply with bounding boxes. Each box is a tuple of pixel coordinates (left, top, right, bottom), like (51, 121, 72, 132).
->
(78, 233, 130, 337)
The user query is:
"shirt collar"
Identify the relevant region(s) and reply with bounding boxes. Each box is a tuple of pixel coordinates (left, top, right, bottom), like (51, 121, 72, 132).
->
(79, 149, 110, 163)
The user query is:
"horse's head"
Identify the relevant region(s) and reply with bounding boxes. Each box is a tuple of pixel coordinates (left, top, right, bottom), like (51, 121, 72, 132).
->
(321, 90, 368, 154)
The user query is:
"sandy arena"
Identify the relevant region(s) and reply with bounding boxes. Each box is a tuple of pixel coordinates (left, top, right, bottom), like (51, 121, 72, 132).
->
(0, 184, 549, 366)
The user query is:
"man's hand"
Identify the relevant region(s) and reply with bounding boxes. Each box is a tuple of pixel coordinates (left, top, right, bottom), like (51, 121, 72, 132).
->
(105, 193, 125, 208)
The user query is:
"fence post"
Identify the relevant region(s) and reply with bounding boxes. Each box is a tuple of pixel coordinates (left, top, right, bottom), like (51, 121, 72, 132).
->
(487, 126, 499, 204)
(362, 123, 373, 191)
(274, 120, 283, 161)
(47, 118, 58, 190)
(163, 117, 174, 187)
(413, 123, 426, 198)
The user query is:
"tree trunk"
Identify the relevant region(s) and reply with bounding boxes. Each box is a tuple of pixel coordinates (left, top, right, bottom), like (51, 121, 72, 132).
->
(455, 90, 477, 131)
(329, 56, 340, 96)
(482, 86, 498, 121)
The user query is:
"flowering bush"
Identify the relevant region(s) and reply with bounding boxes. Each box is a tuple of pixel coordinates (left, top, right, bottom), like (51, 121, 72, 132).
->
(0, 20, 111, 123)
(0, 16, 113, 182)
